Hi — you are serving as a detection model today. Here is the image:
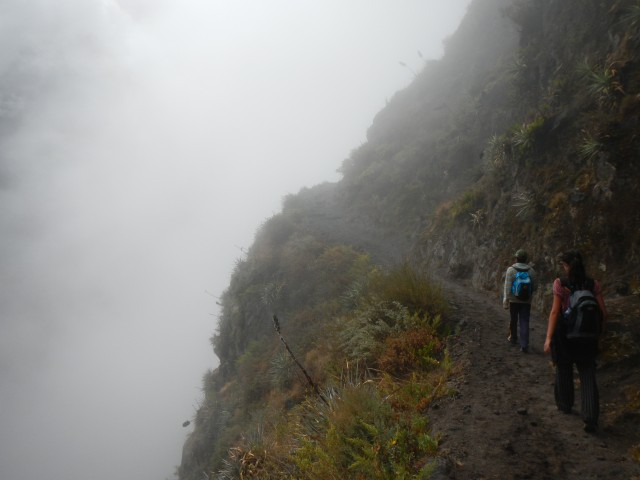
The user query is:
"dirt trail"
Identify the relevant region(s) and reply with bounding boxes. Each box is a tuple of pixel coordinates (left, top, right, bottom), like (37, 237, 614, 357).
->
(428, 275, 640, 480)
(295, 201, 639, 478)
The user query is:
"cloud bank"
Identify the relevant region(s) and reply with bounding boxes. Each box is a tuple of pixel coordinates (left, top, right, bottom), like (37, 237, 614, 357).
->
(0, 1, 470, 479)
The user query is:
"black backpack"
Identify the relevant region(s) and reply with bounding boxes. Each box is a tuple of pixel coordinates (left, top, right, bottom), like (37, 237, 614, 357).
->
(561, 278, 603, 342)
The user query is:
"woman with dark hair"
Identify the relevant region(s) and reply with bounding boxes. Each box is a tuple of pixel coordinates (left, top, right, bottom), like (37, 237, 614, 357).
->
(543, 250, 607, 433)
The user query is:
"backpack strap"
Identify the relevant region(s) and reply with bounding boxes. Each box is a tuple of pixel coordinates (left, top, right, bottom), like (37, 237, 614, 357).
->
(561, 277, 595, 293)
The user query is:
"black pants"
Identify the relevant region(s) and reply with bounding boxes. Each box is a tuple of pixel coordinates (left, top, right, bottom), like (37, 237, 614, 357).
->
(552, 336, 599, 427)
(509, 302, 531, 348)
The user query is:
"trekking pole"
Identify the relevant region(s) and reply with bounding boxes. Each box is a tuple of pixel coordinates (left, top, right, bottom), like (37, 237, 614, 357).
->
(272, 315, 329, 406)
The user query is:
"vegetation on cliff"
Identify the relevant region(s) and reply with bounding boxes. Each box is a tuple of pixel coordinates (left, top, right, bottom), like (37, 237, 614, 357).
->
(179, 0, 640, 478)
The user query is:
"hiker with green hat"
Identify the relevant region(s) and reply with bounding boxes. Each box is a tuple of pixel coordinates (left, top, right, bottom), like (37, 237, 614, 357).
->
(503, 249, 536, 352)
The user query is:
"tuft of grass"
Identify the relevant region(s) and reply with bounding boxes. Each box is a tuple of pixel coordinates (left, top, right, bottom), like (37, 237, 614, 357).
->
(511, 190, 535, 218)
(291, 370, 440, 479)
(508, 52, 528, 80)
(338, 301, 411, 364)
(368, 263, 450, 319)
(338, 264, 449, 369)
(216, 417, 299, 480)
(341, 278, 368, 311)
(511, 116, 545, 154)
(469, 209, 485, 228)
(261, 281, 285, 309)
(578, 134, 604, 161)
(268, 351, 296, 390)
(378, 328, 444, 377)
(576, 59, 625, 108)
(449, 190, 485, 222)
(484, 134, 512, 170)
(619, 3, 640, 30)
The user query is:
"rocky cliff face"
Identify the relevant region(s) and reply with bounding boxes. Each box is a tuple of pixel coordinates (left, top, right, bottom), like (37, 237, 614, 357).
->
(385, 0, 640, 307)
(178, 0, 640, 476)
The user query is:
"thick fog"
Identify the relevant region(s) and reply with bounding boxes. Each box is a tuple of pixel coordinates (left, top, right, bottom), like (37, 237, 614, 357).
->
(0, 1, 471, 479)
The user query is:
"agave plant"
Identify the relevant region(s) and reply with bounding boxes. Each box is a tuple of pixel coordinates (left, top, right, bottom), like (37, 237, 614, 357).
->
(485, 134, 507, 169)
(578, 133, 604, 161)
(577, 59, 625, 107)
(508, 52, 528, 80)
(261, 281, 285, 309)
(511, 190, 534, 218)
(512, 117, 544, 154)
(469, 209, 485, 228)
(620, 3, 640, 29)
(512, 123, 533, 152)
(268, 351, 296, 389)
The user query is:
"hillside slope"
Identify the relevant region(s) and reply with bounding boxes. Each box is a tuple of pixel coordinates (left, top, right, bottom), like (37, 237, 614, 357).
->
(178, 0, 640, 478)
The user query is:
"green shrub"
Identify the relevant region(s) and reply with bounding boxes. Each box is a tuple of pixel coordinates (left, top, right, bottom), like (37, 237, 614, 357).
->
(268, 351, 296, 390)
(378, 328, 443, 377)
(578, 133, 604, 161)
(292, 376, 438, 479)
(216, 412, 298, 480)
(577, 60, 625, 108)
(368, 263, 450, 319)
(620, 3, 640, 31)
(338, 300, 416, 364)
(337, 264, 449, 365)
(449, 189, 484, 221)
(511, 116, 545, 154)
(236, 341, 272, 404)
(511, 189, 535, 218)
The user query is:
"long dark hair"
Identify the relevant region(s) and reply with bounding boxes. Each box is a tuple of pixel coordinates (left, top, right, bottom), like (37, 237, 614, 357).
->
(560, 250, 589, 287)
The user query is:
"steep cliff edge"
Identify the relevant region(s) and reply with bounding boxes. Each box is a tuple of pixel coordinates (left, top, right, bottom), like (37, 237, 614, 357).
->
(178, 0, 640, 478)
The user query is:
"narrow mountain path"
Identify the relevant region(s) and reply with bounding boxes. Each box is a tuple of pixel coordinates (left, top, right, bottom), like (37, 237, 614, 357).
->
(293, 193, 639, 478)
(428, 274, 640, 480)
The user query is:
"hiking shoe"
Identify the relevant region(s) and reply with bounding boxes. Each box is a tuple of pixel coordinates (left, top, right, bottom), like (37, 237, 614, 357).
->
(584, 422, 597, 433)
(520, 346, 529, 353)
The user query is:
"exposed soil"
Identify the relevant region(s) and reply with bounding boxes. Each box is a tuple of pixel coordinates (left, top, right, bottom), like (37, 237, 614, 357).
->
(428, 275, 640, 480)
